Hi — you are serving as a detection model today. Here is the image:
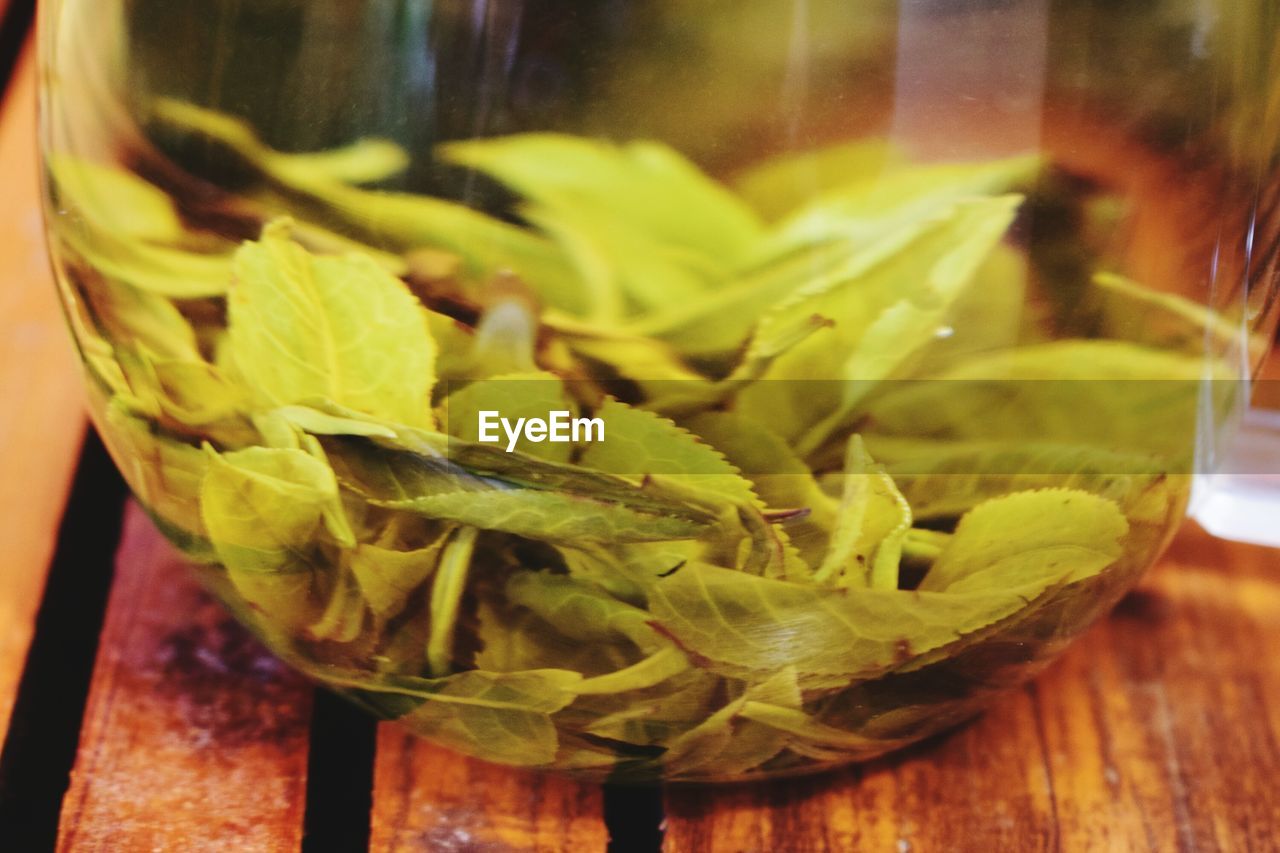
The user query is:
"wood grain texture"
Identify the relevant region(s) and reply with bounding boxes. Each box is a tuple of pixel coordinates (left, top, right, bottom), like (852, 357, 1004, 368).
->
(662, 523, 1280, 853)
(370, 724, 608, 852)
(56, 505, 314, 852)
(0, 46, 88, 748)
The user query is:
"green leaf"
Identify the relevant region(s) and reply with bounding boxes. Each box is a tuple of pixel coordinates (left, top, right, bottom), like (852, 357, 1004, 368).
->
(347, 525, 452, 621)
(684, 412, 837, 572)
(78, 278, 201, 361)
(505, 572, 661, 652)
(275, 138, 410, 185)
(733, 195, 1023, 448)
(803, 196, 1025, 454)
(440, 133, 764, 265)
(148, 359, 246, 424)
(200, 445, 351, 555)
(425, 309, 478, 382)
(49, 156, 234, 298)
(581, 668, 722, 750)
(918, 489, 1128, 594)
(57, 227, 235, 299)
(199, 445, 351, 631)
(860, 340, 1217, 461)
(474, 595, 639, 679)
(738, 702, 905, 753)
(310, 410, 729, 535)
(151, 100, 590, 314)
(353, 669, 585, 767)
(1090, 272, 1266, 363)
(544, 316, 708, 386)
(99, 398, 209, 548)
(275, 405, 398, 439)
(813, 435, 911, 590)
(769, 154, 1039, 254)
(660, 667, 801, 778)
(646, 559, 1104, 688)
(403, 491, 706, 545)
(49, 155, 240, 298)
(927, 339, 1214, 381)
(116, 353, 254, 445)
(523, 202, 722, 318)
(302, 408, 774, 572)
(555, 542, 685, 600)
(304, 188, 588, 314)
(388, 421, 730, 527)
(323, 435, 494, 508)
(906, 243, 1031, 378)
(732, 138, 900, 221)
(683, 412, 834, 519)
(227, 222, 437, 426)
(76, 275, 244, 435)
(579, 398, 759, 506)
(49, 156, 187, 242)
(876, 440, 1171, 522)
(626, 238, 872, 360)
(441, 134, 768, 319)
(621, 154, 1032, 362)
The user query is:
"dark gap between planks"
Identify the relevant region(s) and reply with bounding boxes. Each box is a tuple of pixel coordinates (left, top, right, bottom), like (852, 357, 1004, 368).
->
(302, 690, 377, 852)
(0, 0, 34, 89)
(0, 431, 128, 846)
(604, 784, 665, 853)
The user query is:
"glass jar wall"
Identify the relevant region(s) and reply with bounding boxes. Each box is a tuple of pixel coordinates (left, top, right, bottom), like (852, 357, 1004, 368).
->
(39, 0, 1280, 781)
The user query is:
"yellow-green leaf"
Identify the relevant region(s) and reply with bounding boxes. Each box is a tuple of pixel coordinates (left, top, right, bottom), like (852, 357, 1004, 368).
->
(919, 488, 1128, 593)
(227, 222, 436, 426)
(441, 133, 764, 264)
(732, 138, 899, 221)
(200, 445, 350, 631)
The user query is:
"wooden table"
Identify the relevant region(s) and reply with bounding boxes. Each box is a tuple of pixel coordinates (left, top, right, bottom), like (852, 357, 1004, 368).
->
(2, 10, 1280, 850)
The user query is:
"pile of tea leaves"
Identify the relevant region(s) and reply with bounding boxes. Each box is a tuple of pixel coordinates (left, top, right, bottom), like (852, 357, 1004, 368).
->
(48, 102, 1228, 779)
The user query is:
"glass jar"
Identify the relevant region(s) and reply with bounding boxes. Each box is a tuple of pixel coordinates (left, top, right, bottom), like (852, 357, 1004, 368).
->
(39, 0, 1280, 782)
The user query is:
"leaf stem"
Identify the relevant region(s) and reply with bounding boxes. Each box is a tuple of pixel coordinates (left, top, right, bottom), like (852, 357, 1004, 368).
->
(426, 526, 478, 676)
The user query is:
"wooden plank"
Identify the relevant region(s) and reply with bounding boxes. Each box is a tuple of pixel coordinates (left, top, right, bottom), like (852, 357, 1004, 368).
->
(0, 46, 88, 747)
(56, 505, 314, 852)
(369, 725, 608, 852)
(661, 524, 1280, 852)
